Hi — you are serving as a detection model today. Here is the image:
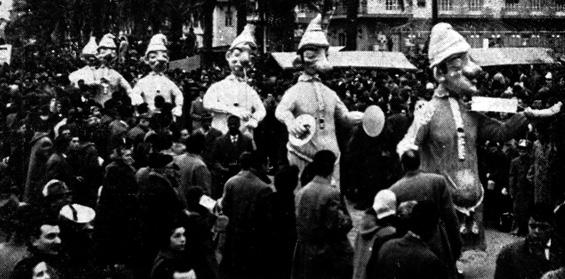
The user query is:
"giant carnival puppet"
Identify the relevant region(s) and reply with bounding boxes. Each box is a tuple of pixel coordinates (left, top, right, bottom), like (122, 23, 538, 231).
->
(69, 36, 98, 88)
(397, 23, 562, 250)
(131, 34, 183, 118)
(275, 14, 367, 186)
(203, 25, 266, 140)
(93, 33, 133, 106)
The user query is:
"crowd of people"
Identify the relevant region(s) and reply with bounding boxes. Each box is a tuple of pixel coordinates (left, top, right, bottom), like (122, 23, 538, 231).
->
(0, 19, 565, 279)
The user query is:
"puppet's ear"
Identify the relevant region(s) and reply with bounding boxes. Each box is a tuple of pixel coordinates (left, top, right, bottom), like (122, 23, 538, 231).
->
(433, 66, 446, 83)
(292, 55, 303, 70)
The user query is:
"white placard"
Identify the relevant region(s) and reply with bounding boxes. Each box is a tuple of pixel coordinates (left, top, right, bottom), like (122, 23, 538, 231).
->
(199, 194, 217, 212)
(0, 44, 12, 65)
(471, 96, 518, 113)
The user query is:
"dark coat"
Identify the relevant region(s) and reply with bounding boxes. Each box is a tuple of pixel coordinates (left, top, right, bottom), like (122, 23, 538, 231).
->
(150, 249, 197, 279)
(495, 239, 554, 279)
(212, 132, 253, 194)
(185, 205, 219, 279)
(213, 132, 253, 172)
(174, 153, 212, 197)
(23, 134, 52, 204)
(45, 152, 78, 195)
(375, 233, 448, 279)
(137, 165, 185, 273)
(220, 170, 273, 279)
(352, 210, 398, 279)
(74, 143, 103, 207)
(509, 155, 533, 233)
(389, 171, 461, 279)
(342, 125, 402, 208)
(292, 176, 353, 279)
(94, 158, 141, 266)
(11, 249, 69, 279)
(268, 191, 297, 279)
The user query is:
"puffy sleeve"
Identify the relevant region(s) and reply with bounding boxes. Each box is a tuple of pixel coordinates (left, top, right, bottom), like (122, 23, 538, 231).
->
(477, 112, 528, 143)
(131, 81, 145, 106)
(119, 73, 133, 96)
(171, 81, 184, 117)
(334, 93, 363, 126)
(249, 89, 266, 127)
(275, 89, 297, 128)
(397, 101, 435, 156)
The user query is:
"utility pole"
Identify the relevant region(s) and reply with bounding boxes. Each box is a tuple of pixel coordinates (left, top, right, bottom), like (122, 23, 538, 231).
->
(432, 0, 438, 25)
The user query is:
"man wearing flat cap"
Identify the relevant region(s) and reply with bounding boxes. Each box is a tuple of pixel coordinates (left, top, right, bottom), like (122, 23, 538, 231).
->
(397, 23, 562, 251)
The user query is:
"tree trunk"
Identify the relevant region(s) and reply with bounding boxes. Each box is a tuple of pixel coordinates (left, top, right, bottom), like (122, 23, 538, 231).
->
(201, 0, 216, 66)
(264, 0, 298, 52)
(345, 0, 359, 50)
(236, 0, 247, 34)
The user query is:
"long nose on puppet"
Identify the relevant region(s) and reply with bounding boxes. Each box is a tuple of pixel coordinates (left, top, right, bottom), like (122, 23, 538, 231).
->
(155, 52, 168, 63)
(463, 59, 482, 80)
(239, 52, 252, 66)
(316, 55, 333, 72)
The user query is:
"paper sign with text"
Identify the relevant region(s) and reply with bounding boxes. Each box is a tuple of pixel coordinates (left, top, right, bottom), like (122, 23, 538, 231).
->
(0, 44, 12, 65)
(471, 96, 518, 113)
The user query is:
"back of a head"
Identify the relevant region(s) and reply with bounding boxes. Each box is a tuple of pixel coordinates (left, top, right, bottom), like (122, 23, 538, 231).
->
(300, 163, 316, 186)
(53, 135, 70, 153)
(312, 150, 336, 177)
(409, 200, 438, 240)
(187, 133, 205, 154)
(401, 149, 420, 172)
(239, 151, 253, 170)
(531, 203, 554, 226)
(275, 165, 299, 193)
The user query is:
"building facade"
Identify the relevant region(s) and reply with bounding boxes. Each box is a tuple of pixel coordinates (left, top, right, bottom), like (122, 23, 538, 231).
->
(296, 0, 565, 54)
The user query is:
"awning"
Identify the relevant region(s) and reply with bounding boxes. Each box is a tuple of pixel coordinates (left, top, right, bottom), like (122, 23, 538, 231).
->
(168, 55, 201, 72)
(270, 51, 417, 70)
(468, 47, 555, 67)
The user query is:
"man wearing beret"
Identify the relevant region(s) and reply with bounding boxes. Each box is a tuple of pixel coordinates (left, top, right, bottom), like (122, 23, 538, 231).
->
(397, 23, 562, 251)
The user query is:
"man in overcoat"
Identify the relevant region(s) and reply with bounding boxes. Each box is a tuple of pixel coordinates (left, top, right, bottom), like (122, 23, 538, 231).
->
(292, 150, 353, 279)
(220, 152, 272, 279)
(388, 150, 461, 279)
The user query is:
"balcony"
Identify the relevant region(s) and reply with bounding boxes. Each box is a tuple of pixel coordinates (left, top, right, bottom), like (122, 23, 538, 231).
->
(501, 0, 565, 17)
(333, 0, 413, 18)
(438, 0, 496, 17)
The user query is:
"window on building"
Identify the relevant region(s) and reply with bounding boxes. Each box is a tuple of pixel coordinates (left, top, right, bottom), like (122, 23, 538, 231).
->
(417, 0, 426, 7)
(468, 0, 483, 10)
(225, 10, 233, 26)
(439, 0, 452, 10)
(386, 0, 399, 10)
(338, 33, 346, 46)
(530, 0, 542, 9)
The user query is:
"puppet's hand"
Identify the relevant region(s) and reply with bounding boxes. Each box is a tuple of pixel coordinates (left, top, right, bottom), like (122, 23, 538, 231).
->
(131, 94, 144, 106)
(524, 101, 562, 118)
(348, 111, 364, 123)
(228, 107, 251, 121)
(289, 120, 308, 138)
